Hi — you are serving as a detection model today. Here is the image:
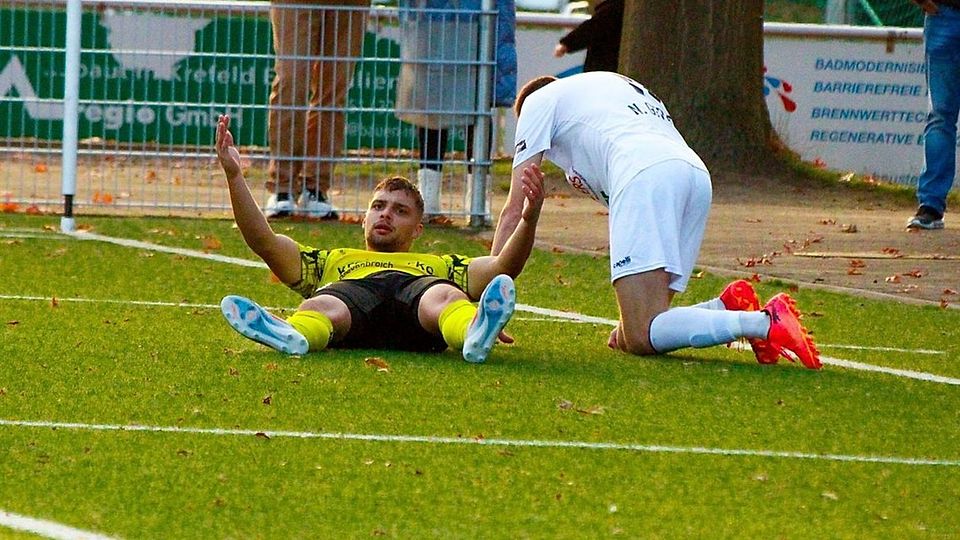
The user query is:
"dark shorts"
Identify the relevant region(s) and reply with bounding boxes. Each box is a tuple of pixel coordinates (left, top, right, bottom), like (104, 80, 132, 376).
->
(315, 271, 455, 352)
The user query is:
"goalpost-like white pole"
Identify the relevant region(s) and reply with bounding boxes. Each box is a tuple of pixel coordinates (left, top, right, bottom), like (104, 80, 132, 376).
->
(60, 0, 82, 233)
(468, 0, 495, 228)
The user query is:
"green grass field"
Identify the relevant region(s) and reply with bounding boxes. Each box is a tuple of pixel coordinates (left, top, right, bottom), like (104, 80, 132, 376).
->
(2, 212, 959, 538)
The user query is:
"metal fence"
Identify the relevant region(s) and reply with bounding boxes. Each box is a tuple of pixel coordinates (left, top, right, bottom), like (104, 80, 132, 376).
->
(0, 0, 498, 226)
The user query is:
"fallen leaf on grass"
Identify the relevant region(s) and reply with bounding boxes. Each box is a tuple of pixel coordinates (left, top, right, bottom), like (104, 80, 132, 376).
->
(262, 395, 272, 405)
(885, 274, 902, 284)
(839, 224, 858, 233)
(364, 357, 390, 372)
(849, 259, 866, 268)
(943, 288, 958, 296)
(577, 405, 606, 415)
(819, 218, 837, 225)
(201, 235, 222, 250)
(940, 299, 950, 309)
(904, 268, 925, 278)
(6, 320, 19, 326)
(255, 432, 270, 440)
(50, 297, 59, 308)
(881, 247, 902, 257)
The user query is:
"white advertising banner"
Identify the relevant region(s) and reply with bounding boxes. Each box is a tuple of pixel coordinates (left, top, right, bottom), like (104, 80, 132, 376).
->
(763, 24, 928, 186)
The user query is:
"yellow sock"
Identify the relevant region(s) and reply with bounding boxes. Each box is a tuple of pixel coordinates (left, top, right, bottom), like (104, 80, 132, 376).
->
(438, 299, 476, 350)
(286, 311, 333, 351)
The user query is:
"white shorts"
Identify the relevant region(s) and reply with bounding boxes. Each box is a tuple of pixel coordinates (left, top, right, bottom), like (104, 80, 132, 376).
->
(608, 159, 712, 292)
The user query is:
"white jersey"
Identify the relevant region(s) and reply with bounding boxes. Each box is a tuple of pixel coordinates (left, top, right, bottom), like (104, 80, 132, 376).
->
(512, 72, 707, 206)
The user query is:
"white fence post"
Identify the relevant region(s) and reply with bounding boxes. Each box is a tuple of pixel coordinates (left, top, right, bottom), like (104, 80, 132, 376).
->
(468, 0, 496, 227)
(60, 0, 82, 233)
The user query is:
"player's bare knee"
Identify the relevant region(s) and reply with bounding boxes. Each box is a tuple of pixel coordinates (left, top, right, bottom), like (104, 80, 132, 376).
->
(299, 295, 349, 326)
(422, 283, 469, 307)
(620, 325, 657, 356)
(623, 339, 657, 356)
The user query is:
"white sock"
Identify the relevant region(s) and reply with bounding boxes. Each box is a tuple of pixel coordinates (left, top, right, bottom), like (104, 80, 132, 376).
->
(689, 297, 726, 310)
(649, 307, 770, 353)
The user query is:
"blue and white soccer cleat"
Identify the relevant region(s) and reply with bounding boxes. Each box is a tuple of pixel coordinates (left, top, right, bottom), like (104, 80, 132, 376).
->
(462, 274, 516, 364)
(220, 295, 309, 355)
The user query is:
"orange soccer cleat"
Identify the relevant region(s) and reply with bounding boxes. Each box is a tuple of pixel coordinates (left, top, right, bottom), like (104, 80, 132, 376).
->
(719, 280, 780, 364)
(762, 293, 822, 370)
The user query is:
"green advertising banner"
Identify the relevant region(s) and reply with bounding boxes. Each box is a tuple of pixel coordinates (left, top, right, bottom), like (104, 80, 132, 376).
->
(0, 6, 428, 150)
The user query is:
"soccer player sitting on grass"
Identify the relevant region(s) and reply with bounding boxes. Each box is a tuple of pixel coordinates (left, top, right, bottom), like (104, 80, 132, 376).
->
(214, 114, 544, 363)
(494, 73, 821, 369)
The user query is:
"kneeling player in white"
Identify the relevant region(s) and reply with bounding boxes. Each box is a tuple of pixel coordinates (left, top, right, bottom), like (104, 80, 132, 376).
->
(493, 73, 820, 369)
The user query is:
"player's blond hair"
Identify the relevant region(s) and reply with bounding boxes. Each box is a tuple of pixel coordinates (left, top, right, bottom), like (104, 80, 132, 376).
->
(373, 176, 425, 217)
(514, 75, 558, 116)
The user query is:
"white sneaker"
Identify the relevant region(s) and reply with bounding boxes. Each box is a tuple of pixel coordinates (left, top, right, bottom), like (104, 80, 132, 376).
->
(417, 168, 442, 216)
(263, 193, 295, 219)
(297, 191, 337, 220)
(462, 274, 516, 364)
(220, 295, 309, 355)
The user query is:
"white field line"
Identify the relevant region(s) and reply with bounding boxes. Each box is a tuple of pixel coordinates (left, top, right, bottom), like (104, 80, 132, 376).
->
(2, 292, 958, 385)
(0, 509, 116, 540)
(2, 419, 958, 468)
(821, 344, 944, 355)
(7, 231, 957, 385)
(64, 231, 268, 269)
(0, 293, 947, 356)
(0, 232, 62, 240)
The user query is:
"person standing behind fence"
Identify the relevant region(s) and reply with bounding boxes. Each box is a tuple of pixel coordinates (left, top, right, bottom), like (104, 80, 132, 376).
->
(265, 0, 369, 220)
(394, 0, 516, 217)
(908, 0, 960, 230)
(553, 0, 623, 73)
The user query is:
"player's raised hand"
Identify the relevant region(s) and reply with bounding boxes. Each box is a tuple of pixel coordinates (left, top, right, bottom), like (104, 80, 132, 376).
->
(520, 163, 545, 223)
(216, 114, 242, 181)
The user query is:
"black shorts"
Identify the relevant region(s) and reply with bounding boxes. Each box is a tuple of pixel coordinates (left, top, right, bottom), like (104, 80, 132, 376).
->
(315, 271, 455, 352)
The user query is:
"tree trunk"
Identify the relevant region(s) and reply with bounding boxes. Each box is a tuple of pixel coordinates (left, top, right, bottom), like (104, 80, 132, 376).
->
(619, 0, 773, 171)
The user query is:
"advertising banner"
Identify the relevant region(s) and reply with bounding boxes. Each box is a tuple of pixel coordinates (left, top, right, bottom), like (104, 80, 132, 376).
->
(763, 28, 929, 185)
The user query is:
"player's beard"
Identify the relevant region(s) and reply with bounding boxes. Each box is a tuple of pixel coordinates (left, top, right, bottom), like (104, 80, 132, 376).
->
(365, 229, 403, 252)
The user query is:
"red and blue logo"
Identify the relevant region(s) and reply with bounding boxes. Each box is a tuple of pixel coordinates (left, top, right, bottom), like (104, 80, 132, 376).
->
(763, 66, 796, 112)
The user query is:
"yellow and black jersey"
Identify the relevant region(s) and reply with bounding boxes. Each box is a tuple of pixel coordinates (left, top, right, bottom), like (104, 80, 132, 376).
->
(288, 244, 473, 299)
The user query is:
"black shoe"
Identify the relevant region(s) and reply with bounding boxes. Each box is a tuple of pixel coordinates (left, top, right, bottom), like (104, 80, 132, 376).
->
(906, 205, 944, 230)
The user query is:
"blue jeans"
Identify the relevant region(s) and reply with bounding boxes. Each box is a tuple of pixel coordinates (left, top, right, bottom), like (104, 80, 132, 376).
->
(918, 6, 960, 215)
